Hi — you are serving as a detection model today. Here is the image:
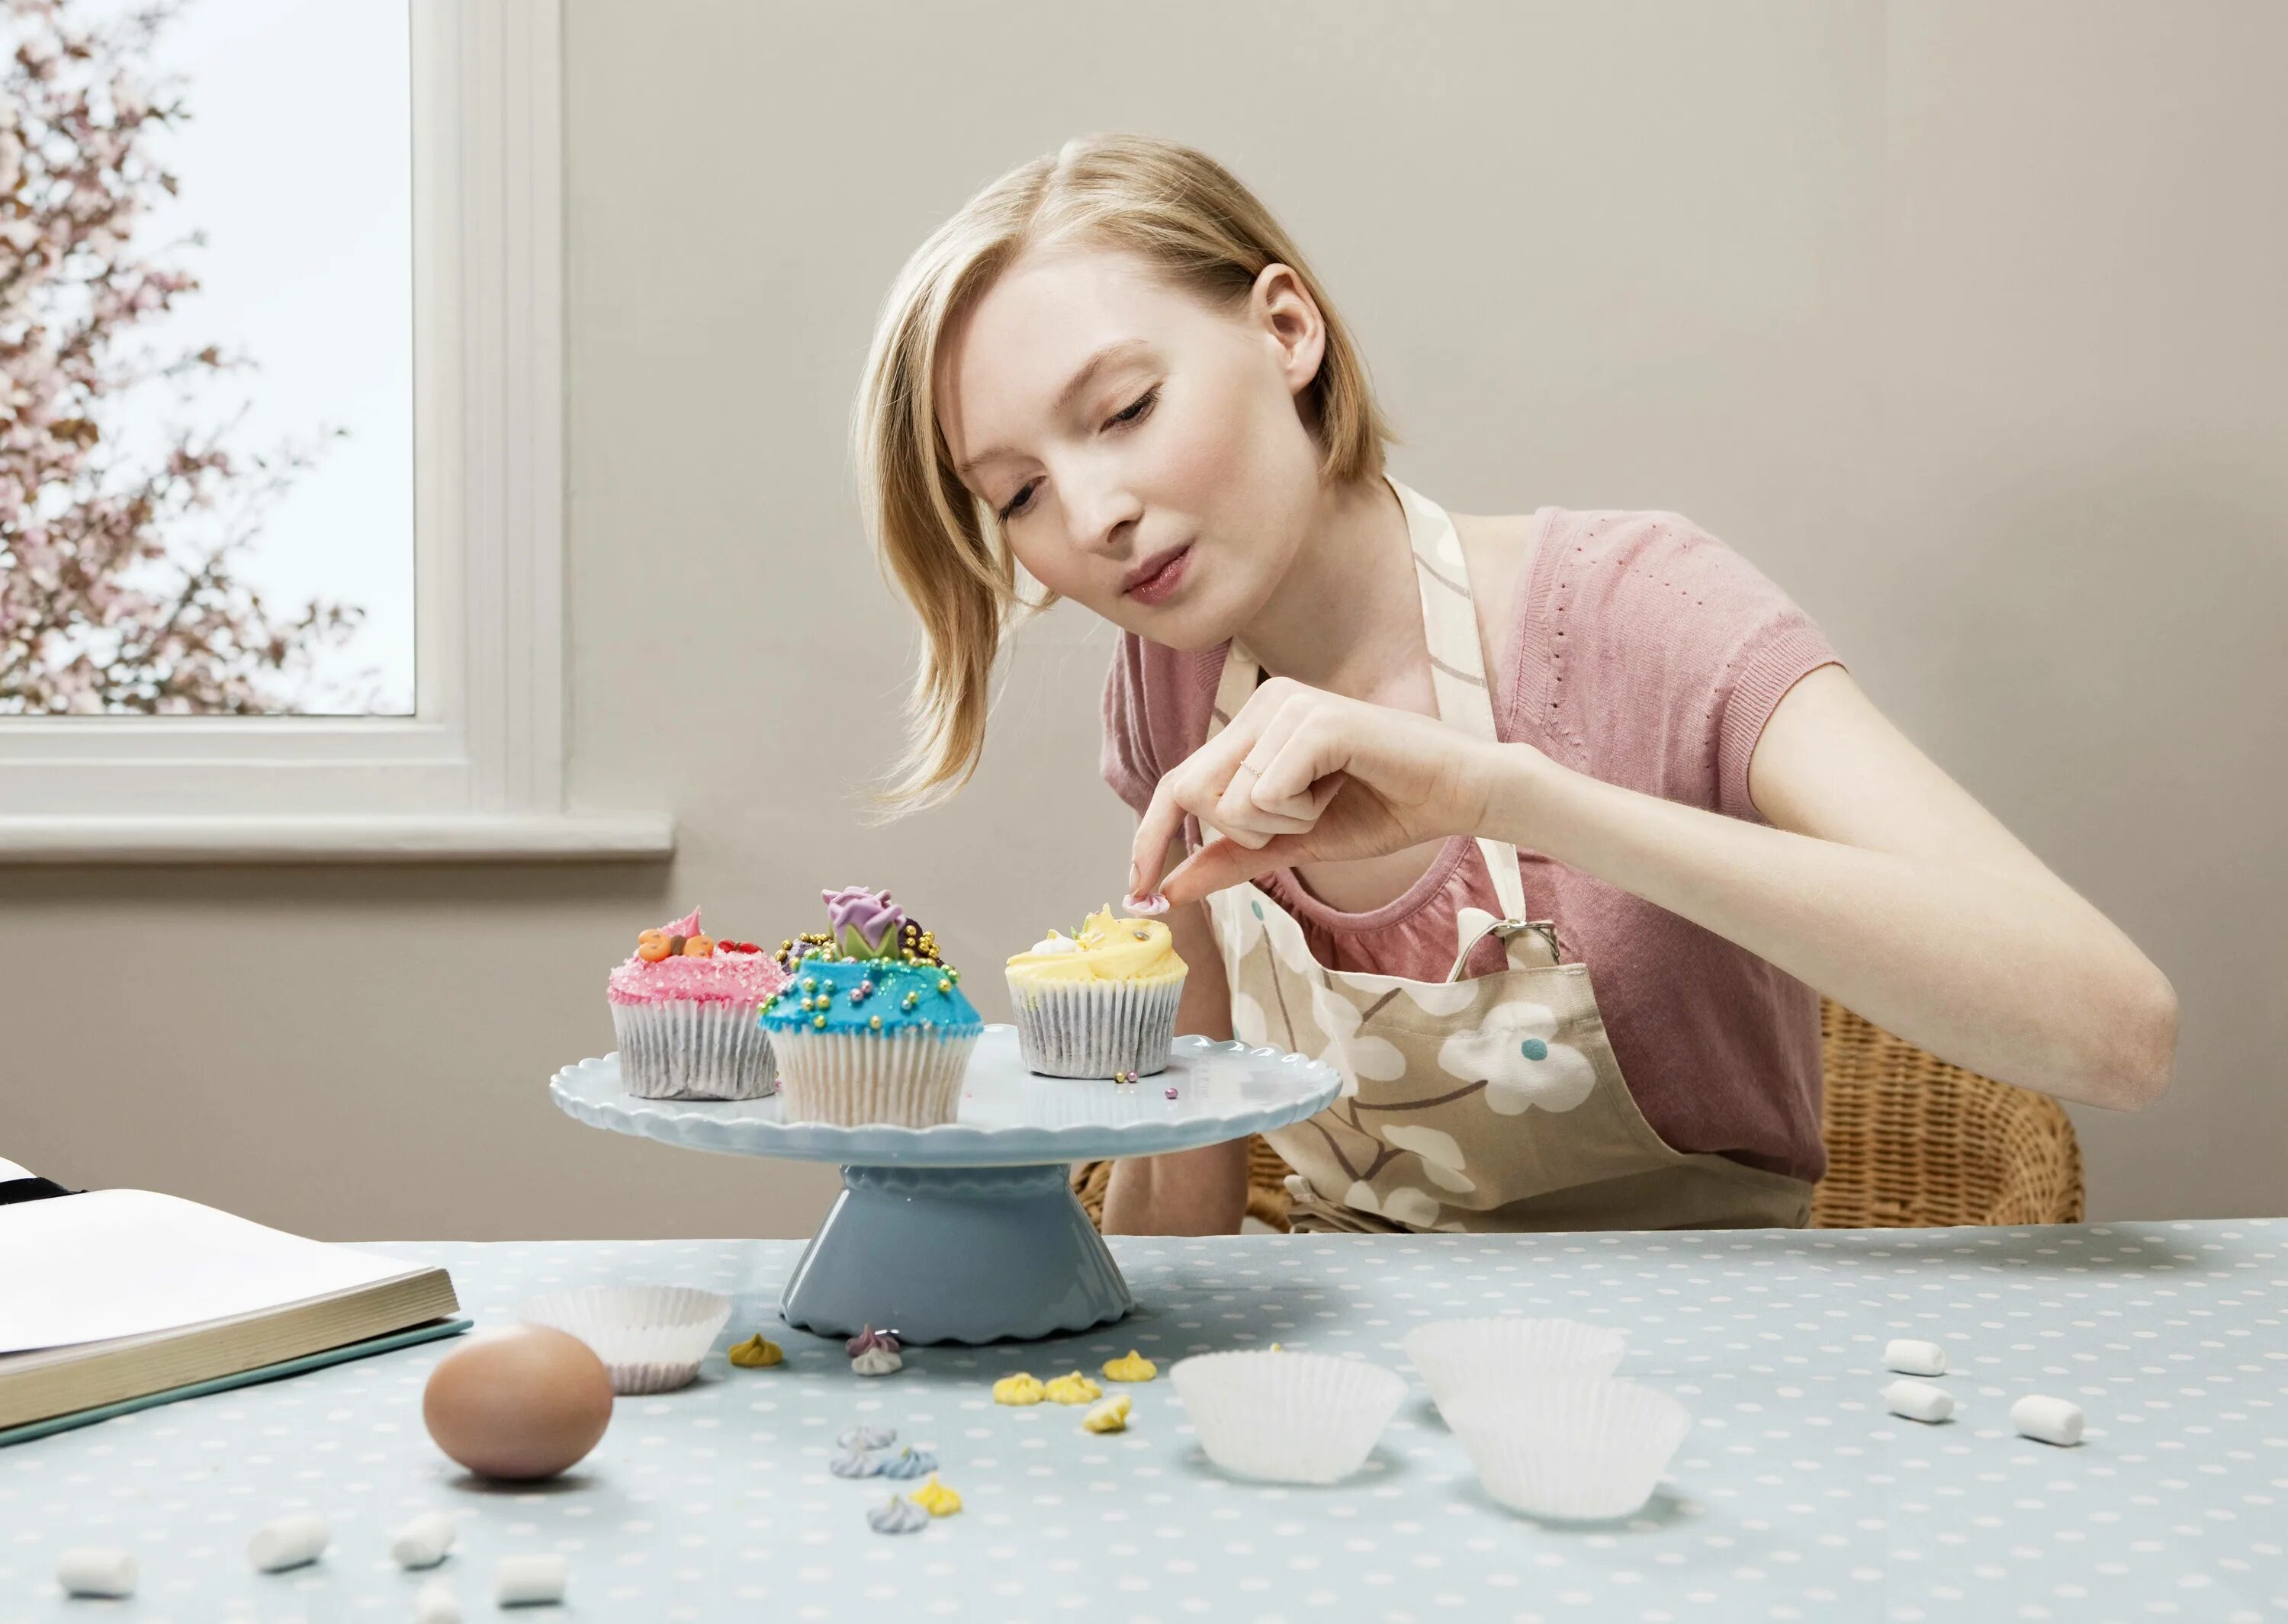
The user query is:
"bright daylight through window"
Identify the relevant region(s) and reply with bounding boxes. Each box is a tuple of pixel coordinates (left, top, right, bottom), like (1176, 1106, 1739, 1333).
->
(2, 0, 413, 717)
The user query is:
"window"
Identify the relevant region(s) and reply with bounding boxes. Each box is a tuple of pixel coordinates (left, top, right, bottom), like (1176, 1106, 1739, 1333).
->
(0, 0, 670, 859)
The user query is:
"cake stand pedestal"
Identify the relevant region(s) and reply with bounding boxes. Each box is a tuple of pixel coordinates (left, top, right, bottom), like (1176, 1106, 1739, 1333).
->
(548, 1025, 1340, 1345)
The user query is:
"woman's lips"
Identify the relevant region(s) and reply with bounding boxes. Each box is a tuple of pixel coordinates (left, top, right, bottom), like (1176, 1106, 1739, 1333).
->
(1123, 544, 1192, 605)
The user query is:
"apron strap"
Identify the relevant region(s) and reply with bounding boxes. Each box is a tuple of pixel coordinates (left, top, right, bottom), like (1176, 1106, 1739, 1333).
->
(1210, 477, 1534, 925)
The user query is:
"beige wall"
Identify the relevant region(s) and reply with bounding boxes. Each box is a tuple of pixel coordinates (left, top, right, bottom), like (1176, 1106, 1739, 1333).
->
(5, 2, 2282, 1236)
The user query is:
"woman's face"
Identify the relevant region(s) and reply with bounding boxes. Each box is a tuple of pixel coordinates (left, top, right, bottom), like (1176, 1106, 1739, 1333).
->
(937, 244, 1329, 651)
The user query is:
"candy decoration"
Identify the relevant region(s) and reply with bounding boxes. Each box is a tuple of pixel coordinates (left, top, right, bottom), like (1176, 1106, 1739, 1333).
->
(992, 1372, 1046, 1406)
(1082, 1394, 1132, 1433)
(680, 934, 715, 958)
(846, 1326, 901, 1358)
(868, 1495, 929, 1535)
(636, 929, 671, 962)
(727, 1333, 782, 1369)
(1043, 1371, 1102, 1405)
(824, 886, 908, 959)
(907, 1474, 962, 1517)
(1101, 1350, 1158, 1382)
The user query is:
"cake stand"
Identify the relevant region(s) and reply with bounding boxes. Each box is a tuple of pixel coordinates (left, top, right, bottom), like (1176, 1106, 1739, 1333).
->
(549, 1025, 1340, 1345)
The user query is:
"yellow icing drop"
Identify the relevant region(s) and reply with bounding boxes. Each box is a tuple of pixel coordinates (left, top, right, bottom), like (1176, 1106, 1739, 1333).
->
(727, 1333, 782, 1368)
(1081, 1393, 1132, 1433)
(991, 1372, 1045, 1406)
(1042, 1370, 1103, 1405)
(908, 1473, 962, 1516)
(1100, 1350, 1158, 1383)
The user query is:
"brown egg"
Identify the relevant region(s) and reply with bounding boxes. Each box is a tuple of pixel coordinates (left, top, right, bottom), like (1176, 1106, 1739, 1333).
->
(422, 1325, 614, 1480)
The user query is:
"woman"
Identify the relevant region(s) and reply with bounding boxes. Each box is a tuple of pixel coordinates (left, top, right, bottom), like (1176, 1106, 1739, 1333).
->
(852, 133, 2176, 1237)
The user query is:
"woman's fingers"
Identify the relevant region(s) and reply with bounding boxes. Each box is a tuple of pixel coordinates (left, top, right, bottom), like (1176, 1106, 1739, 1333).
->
(1130, 701, 1271, 897)
(1249, 708, 1351, 812)
(1133, 683, 1325, 897)
(1213, 697, 1319, 827)
(1158, 832, 1310, 907)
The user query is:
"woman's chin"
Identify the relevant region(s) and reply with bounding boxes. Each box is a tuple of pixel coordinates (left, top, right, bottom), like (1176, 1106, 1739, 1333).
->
(1117, 596, 1243, 653)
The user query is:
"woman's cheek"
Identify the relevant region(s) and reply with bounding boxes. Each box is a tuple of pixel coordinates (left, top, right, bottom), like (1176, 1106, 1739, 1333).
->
(1004, 533, 1089, 604)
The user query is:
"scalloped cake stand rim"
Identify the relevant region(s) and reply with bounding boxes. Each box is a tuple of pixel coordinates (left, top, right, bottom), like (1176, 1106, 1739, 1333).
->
(548, 1025, 1343, 1170)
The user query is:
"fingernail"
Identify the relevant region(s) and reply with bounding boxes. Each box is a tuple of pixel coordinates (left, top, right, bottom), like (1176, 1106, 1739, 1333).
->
(1126, 860, 1139, 894)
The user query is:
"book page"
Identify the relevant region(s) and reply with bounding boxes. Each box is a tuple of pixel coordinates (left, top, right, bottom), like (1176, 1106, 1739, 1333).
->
(0, 1190, 423, 1353)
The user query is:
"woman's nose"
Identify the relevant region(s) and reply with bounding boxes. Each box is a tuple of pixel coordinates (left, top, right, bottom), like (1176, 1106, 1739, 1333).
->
(1065, 480, 1143, 556)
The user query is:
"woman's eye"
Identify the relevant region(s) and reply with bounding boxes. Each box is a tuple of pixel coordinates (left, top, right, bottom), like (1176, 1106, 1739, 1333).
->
(998, 483, 1036, 522)
(1108, 387, 1158, 429)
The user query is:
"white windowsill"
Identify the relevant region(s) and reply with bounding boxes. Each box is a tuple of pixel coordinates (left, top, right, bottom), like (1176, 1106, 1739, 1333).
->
(0, 813, 676, 865)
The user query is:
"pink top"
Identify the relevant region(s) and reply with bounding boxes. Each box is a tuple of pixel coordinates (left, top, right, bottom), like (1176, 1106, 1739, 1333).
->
(1102, 507, 1843, 1183)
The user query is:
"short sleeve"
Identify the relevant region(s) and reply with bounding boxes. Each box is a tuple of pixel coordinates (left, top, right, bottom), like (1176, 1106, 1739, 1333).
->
(1100, 632, 1165, 817)
(1524, 510, 1842, 822)
(1100, 633, 1226, 826)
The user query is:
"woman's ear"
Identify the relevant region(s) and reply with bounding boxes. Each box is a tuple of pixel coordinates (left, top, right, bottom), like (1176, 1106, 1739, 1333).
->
(1251, 263, 1327, 398)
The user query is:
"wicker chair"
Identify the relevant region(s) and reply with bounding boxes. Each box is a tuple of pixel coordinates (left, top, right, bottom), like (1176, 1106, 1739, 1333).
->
(1072, 999, 2084, 1231)
(1811, 997, 2083, 1228)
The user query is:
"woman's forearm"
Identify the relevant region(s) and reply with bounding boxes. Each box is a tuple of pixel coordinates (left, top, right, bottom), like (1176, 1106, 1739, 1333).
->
(1491, 749, 2177, 1111)
(1103, 897, 1246, 1235)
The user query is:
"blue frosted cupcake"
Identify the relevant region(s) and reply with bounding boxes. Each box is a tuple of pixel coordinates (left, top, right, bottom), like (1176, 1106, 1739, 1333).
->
(761, 887, 982, 1127)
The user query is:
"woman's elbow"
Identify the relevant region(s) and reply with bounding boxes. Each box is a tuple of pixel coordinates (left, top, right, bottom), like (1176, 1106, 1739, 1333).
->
(2100, 966, 2179, 1112)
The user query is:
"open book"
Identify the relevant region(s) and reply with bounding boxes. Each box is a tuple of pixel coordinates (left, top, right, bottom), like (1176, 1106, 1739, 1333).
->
(0, 1189, 462, 1439)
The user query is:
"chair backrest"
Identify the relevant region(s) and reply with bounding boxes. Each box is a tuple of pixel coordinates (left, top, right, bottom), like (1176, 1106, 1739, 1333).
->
(1814, 998, 2084, 1228)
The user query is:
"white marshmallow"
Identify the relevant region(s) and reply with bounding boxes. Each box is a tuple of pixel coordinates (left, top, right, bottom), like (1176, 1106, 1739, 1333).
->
(413, 1577, 463, 1624)
(2010, 1393, 2085, 1446)
(56, 1548, 137, 1599)
(247, 1512, 330, 1572)
(494, 1553, 567, 1606)
(1881, 1378, 1955, 1423)
(1883, 1338, 1946, 1376)
(390, 1511, 458, 1570)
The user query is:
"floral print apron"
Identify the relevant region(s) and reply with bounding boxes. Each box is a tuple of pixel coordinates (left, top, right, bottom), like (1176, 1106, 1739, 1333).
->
(1203, 480, 1814, 1234)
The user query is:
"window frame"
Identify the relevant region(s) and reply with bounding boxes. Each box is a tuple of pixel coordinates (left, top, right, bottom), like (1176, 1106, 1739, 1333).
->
(0, 1, 670, 863)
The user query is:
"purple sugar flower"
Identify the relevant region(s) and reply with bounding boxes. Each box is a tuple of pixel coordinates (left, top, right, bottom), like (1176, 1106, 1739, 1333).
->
(845, 1324, 901, 1357)
(823, 885, 905, 959)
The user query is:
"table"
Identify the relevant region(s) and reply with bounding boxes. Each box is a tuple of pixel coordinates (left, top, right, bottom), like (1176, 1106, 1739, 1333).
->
(5, 1221, 2282, 1622)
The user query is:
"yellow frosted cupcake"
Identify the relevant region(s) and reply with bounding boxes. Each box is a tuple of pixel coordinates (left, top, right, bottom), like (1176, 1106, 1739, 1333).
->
(1004, 907, 1187, 1079)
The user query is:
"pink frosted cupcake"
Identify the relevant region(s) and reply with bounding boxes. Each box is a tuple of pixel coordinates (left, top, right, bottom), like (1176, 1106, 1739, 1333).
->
(607, 907, 790, 1100)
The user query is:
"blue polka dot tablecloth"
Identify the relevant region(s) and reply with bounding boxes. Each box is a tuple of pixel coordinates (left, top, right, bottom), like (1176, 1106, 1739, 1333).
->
(4, 1222, 2283, 1623)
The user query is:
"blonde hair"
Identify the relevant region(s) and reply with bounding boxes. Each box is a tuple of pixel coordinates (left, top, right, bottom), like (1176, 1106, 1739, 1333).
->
(852, 133, 1393, 812)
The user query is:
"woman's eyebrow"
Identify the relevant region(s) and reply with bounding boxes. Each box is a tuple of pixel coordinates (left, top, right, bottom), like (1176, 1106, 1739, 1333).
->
(956, 338, 1155, 478)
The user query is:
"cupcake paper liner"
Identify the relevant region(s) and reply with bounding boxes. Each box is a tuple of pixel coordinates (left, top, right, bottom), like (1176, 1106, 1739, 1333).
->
(1441, 1378, 1693, 1522)
(1006, 975, 1184, 1078)
(773, 1029, 980, 1128)
(519, 1285, 733, 1396)
(611, 999, 778, 1101)
(1169, 1349, 1407, 1484)
(1401, 1317, 1629, 1420)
